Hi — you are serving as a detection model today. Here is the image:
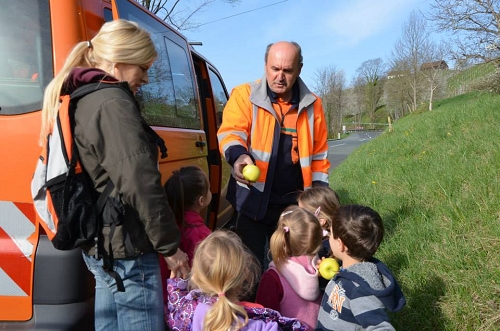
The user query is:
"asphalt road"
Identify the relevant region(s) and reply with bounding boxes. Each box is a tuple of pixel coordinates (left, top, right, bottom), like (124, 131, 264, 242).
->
(328, 131, 382, 171)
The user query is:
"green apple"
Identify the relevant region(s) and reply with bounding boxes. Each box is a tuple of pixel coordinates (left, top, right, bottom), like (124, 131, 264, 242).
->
(242, 164, 260, 182)
(318, 257, 340, 280)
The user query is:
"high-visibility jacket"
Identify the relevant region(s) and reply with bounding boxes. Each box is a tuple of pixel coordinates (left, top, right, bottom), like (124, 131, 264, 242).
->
(217, 76, 330, 220)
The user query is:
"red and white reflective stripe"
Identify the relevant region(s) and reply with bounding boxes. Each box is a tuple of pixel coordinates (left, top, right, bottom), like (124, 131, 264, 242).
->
(0, 201, 35, 296)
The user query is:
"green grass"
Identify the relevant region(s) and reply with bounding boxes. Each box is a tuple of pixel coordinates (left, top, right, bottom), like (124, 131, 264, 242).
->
(330, 91, 500, 330)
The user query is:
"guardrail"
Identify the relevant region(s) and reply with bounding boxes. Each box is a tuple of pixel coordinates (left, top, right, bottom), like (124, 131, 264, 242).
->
(343, 123, 390, 132)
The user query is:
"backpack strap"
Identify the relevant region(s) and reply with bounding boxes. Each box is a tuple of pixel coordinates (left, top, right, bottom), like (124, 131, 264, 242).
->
(93, 178, 114, 260)
(94, 180, 126, 292)
(70, 82, 116, 99)
(143, 122, 168, 159)
(97, 180, 115, 213)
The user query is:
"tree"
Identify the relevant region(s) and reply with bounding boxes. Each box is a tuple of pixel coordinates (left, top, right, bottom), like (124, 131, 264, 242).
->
(314, 66, 346, 138)
(384, 61, 412, 120)
(391, 10, 432, 112)
(340, 78, 365, 130)
(419, 43, 451, 110)
(136, 0, 240, 30)
(356, 58, 385, 126)
(429, 0, 500, 65)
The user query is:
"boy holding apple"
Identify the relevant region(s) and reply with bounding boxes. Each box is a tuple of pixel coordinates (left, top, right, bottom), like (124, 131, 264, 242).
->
(316, 205, 406, 331)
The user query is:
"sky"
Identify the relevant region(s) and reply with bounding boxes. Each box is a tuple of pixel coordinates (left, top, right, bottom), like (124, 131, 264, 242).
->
(180, 0, 436, 93)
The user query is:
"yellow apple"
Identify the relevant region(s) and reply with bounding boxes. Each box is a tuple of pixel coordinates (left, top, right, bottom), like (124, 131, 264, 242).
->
(242, 164, 260, 182)
(318, 257, 340, 280)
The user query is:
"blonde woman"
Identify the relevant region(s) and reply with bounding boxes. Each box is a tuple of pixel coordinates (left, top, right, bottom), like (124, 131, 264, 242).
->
(39, 19, 188, 331)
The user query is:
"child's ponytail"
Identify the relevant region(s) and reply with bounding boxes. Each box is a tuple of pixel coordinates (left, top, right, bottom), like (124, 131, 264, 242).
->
(269, 222, 291, 270)
(164, 169, 185, 227)
(204, 293, 247, 331)
(190, 230, 261, 331)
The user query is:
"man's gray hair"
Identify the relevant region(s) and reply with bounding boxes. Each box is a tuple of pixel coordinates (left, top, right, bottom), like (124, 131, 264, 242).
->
(264, 41, 303, 65)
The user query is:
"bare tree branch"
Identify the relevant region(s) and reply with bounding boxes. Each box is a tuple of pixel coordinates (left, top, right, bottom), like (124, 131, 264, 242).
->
(356, 58, 385, 124)
(390, 10, 432, 112)
(136, 0, 241, 31)
(428, 0, 500, 64)
(314, 66, 346, 137)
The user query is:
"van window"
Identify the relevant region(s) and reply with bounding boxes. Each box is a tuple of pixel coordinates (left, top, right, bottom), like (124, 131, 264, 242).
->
(162, 38, 199, 128)
(208, 68, 228, 128)
(140, 37, 199, 129)
(113, 0, 200, 129)
(0, 0, 52, 115)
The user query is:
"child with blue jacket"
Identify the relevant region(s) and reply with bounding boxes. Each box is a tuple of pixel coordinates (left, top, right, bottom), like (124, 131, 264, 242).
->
(315, 205, 406, 331)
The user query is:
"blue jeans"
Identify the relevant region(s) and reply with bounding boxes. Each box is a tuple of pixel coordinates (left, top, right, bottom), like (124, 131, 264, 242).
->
(82, 252, 164, 331)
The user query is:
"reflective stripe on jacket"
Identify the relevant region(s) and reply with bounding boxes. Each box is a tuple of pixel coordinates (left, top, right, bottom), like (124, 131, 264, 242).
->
(217, 76, 330, 220)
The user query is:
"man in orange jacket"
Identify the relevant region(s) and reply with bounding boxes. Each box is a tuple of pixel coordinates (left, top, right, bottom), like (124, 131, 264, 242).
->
(217, 41, 330, 271)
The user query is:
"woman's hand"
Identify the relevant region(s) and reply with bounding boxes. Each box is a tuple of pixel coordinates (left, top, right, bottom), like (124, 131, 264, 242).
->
(164, 248, 190, 279)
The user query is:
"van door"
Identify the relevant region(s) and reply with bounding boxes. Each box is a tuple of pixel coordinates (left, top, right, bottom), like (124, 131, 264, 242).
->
(190, 54, 229, 229)
(206, 66, 234, 228)
(191, 54, 233, 228)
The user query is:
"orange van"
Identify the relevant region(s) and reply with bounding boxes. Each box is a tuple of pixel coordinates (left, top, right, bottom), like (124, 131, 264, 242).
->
(0, 0, 233, 329)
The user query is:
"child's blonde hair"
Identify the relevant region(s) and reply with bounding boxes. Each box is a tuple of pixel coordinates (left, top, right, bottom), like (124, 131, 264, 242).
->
(40, 19, 157, 144)
(297, 186, 341, 232)
(269, 205, 323, 271)
(190, 230, 261, 331)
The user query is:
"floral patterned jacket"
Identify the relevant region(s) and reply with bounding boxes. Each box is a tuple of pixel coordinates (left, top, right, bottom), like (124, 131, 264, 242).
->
(166, 278, 307, 331)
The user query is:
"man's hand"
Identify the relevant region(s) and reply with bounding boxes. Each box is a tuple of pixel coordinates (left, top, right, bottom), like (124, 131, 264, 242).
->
(164, 248, 190, 279)
(233, 154, 254, 185)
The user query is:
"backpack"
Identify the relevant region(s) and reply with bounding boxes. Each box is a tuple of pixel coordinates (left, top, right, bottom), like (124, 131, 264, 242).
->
(31, 83, 168, 289)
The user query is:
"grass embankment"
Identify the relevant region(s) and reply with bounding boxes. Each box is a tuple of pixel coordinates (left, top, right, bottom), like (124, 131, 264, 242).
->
(331, 92, 500, 330)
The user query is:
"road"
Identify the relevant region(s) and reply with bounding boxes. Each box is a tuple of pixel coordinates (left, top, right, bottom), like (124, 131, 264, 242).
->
(328, 131, 382, 170)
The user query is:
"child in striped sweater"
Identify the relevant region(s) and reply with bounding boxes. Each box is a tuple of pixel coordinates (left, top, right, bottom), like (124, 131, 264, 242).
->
(315, 205, 406, 331)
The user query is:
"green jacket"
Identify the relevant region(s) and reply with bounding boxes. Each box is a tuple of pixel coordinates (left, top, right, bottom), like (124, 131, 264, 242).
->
(74, 84, 180, 259)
